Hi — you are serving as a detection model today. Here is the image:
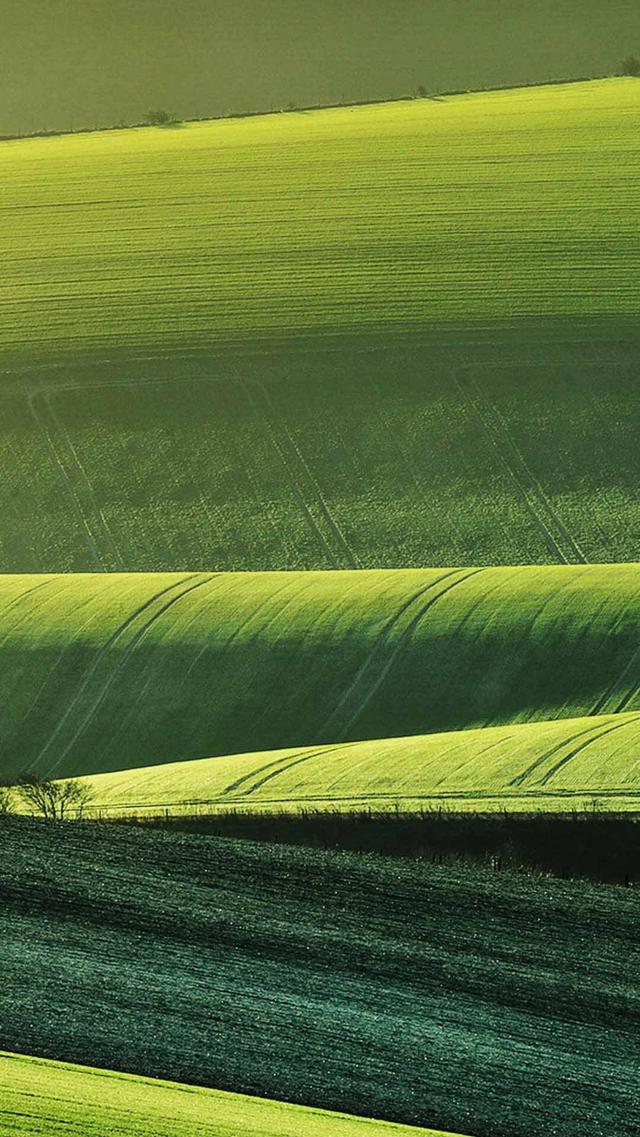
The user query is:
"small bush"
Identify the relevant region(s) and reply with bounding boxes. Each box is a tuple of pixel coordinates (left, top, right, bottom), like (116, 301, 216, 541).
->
(143, 109, 172, 126)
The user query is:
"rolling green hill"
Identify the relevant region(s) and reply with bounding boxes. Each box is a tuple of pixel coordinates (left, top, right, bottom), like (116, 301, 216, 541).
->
(2, 818, 639, 1137)
(0, 1052, 452, 1137)
(3, 564, 640, 780)
(81, 711, 640, 817)
(2, 80, 640, 573)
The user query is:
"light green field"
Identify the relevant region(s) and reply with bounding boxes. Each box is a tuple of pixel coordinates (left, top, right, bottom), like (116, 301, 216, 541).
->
(81, 711, 640, 816)
(2, 564, 640, 782)
(2, 79, 638, 361)
(0, 1051, 458, 1137)
(1, 80, 640, 574)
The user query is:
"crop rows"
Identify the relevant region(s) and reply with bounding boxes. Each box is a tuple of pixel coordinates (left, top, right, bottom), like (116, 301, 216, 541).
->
(1, 80, 639, 363)
(0, 1050, 446, 1137)
(2, 817, 639, 1137)
(0, 341, 638, 573)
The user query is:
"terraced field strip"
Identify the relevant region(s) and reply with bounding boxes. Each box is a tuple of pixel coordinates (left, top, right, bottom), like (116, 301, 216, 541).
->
(35, 572, 217, 778)
(0, 1052, 454, 1137)
(2, 78, 639, 364)
(79, 711, 640, 817)
(3, 338, 639, 575)
(3, 564, 640, 779)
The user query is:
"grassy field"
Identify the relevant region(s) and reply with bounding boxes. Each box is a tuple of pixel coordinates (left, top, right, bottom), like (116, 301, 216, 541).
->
(3, 79, 638, 360)
(0, 1052, 453, 1137)
(80, 711, 640, 817)
(1, 80, 639, 573)
(2, 564, 640, 779)
(2, 817, 639, 1137)
(3, 72, 639, 1137)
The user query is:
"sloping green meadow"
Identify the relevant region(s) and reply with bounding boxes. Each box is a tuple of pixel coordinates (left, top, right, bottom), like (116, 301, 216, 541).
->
(2, 79, 638, 360)
(1, 80, 639, 573)
(2, 564, 640, 782)
(83, 711, 640, 817)
(0, 1052, 452, 1137)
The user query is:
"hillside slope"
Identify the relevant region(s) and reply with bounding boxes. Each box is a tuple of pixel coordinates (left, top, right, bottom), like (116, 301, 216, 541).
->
(3, 564, 640, 779)
(3, 79, 638, 361)
(1, 80, 640, 572)
(81, 711, 640, 817)
(2, 818, 639, 1137)
(0, 1052, 451, 1137)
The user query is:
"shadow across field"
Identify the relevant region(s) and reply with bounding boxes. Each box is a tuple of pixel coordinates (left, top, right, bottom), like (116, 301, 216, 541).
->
(113, 807, 640, 886)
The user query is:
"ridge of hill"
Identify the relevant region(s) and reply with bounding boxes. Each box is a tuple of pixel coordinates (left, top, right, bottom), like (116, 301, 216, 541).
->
(3, 564, 640, 779)
(79, 710, 640, 818)
(3, 78, 638, 363)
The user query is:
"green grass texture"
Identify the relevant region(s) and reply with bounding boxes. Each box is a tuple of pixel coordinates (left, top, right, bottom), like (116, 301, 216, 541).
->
(2, 818, 638, 1137)
(2, 81, 640, 574)
(2, 564, 640, 780)
(82, 711, 640, 817)
(0, 1051, 453, 1137)
(3, 79, 638, 361)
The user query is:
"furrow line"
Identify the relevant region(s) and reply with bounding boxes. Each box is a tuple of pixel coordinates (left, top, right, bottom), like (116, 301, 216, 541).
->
(240, 379, 349, 569)
(453, 367, 586, 564)
(46, 573, 217, 777)
(321, 568, 484, 741)
(35, 575, 203, 774)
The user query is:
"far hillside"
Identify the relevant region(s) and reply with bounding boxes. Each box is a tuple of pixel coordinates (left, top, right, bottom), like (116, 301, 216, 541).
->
(1, 80, 639, 572)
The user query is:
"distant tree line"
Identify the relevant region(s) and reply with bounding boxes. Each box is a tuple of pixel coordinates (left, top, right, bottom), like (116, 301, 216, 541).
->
(6, 62, 640, 145)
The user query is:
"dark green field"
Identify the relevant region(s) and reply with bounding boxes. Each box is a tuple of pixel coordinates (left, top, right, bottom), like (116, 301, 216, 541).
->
(4, 340, 640, 573)
(2, 817, 639, 1137)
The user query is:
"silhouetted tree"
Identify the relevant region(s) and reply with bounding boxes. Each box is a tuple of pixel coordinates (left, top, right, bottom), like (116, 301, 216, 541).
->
(143, 108, 172, 126)
(417, 85, 428, 98)
(621, 55, 640, 76)
(15, 772, 94, 821)
(0, 782, 13, 816)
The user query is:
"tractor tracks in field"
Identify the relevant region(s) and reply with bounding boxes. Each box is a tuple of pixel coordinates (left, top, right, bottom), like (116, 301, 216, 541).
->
(319, 567, 485, 741)
(222, 743, 359, 799)
(240, 379, 359, 570)
(26, 369, 359, 571)
(509, 712, 640, 789)
(27, 386, 125, 571)
(452, 365, 587, 565)
(39, 573, 216, 777)
(590, 640, 640, 716)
